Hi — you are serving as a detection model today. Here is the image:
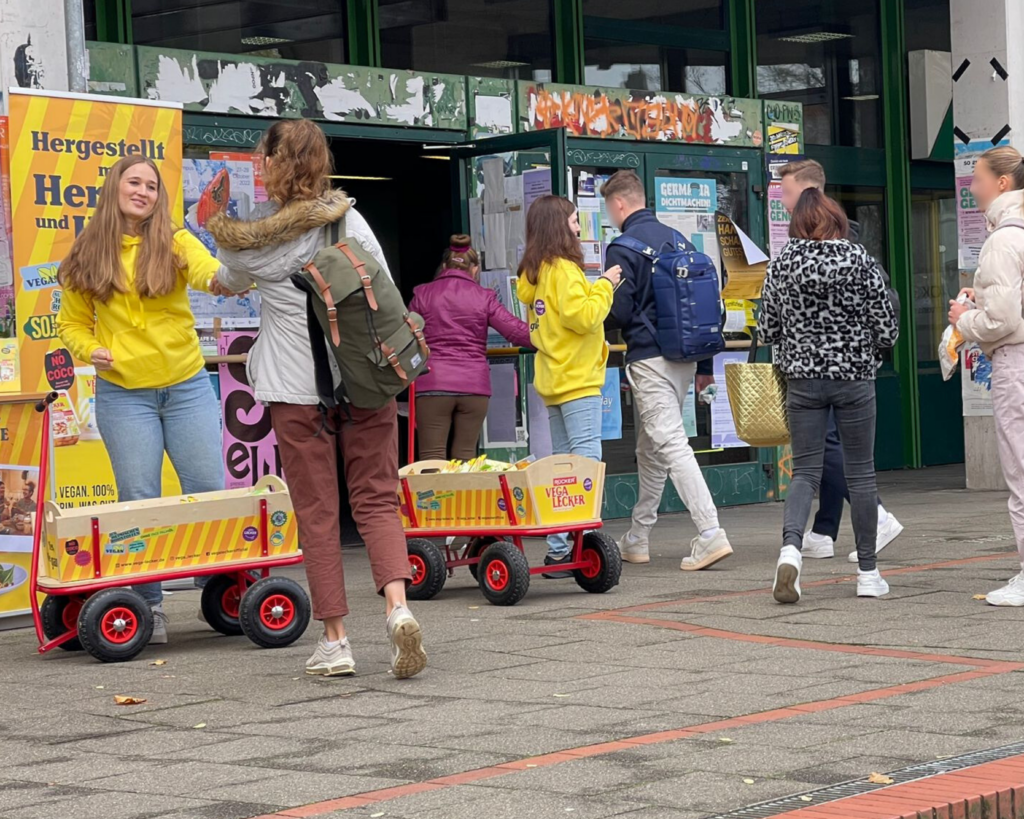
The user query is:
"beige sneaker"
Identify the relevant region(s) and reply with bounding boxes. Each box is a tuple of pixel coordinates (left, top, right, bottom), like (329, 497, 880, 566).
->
(306, 635, 356, 677)
(387, 605, 427, 679)
(680, 530, 733, 571)
(618, 531, 651, 564)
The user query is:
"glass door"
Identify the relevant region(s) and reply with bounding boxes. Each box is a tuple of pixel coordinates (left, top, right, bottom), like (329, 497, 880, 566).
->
(640, 146, 773, 508)
(447, 130, 569, 466)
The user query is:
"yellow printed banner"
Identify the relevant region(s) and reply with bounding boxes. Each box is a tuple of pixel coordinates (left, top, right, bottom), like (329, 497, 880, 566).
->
(8, 90, 184, 522)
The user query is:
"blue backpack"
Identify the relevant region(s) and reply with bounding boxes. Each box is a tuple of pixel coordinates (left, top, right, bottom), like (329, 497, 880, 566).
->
(612, 230, 726, 363)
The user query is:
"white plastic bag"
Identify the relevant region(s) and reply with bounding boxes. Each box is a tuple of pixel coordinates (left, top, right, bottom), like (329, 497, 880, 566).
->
(939, 294, 975, 381)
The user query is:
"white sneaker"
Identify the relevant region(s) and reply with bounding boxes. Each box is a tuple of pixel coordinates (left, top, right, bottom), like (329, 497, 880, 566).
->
(857, 569, 890, 598)
(306, 635, 356, 677)
(848, 514, 904, 563)
(618, 531, 650, 564)
(150, 605, 168, 645)
(386, 605, 427, 679)
(773, 546, 802, 604)
(680, 530, 733, 571)
(985, 571, 1024, 607)
(802, 532, 834, 559)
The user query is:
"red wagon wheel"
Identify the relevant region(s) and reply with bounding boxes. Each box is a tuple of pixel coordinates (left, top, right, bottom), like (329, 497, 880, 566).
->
(477, 541, 530, 606)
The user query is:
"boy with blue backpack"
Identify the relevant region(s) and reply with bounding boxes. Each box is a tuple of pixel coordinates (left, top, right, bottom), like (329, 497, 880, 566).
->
(602, 170, 733, 571)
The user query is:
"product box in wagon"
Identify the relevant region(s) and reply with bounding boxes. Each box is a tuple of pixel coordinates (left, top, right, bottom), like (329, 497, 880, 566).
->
(398, 454, 605, 530)
(41, 477, 298, 585)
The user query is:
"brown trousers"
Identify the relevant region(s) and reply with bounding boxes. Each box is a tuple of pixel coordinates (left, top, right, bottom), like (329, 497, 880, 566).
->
(270, 400, 411, 620)
(415, 395, 489, 461)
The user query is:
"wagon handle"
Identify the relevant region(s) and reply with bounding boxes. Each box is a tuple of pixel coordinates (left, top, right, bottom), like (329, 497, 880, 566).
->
(34, 392, 58, 413)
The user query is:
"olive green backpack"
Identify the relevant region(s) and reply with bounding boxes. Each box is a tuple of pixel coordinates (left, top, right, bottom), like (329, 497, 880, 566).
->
(291, 220, 430, 412)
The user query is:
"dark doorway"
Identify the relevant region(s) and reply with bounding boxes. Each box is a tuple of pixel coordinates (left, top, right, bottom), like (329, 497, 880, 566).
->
(326, 136, 455, 544)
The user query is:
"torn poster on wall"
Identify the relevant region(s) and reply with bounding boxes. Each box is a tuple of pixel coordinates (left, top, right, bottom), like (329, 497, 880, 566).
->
(518, 82, 764, 147)
(137, 46, 467, 130)
(0, 0, 69, 111)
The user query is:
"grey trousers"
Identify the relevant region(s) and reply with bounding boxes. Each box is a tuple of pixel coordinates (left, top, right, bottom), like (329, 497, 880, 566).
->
(783, 378, 879, 571)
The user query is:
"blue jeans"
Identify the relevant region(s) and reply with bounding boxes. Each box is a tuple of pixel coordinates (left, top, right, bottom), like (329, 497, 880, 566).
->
(95, 370, 225, 605)
(546, 396, 602, 557)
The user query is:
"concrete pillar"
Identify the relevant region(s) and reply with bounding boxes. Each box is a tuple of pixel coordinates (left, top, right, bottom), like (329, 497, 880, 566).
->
(951, 0, 1023, 490)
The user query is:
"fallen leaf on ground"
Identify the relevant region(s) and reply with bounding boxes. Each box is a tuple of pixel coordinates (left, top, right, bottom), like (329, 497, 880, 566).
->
(742, 778, 755, 784)
(94, 685, 105, 690)
(552, 693, 571, 698)
(867, 772, 894, 785)
(973, 594, 987, 600)
(149, 660, 167, 666)
(526, 764, 538, 768)
(193, 723, 207, 729)
(113, 696, 146, 706)
(800, 796, 813, 802)
(468, 606, 479, 610)
(718, 737, 734, 743)
(371, 813, 385, 817)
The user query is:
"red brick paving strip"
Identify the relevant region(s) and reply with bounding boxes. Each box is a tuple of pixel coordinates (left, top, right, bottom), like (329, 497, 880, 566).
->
(756, 755, 1024, 819)
(247, 553, 1021, 819)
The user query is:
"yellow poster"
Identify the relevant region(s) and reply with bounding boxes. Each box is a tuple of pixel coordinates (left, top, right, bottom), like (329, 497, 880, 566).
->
(8, 90, 184, 519)
(0, 401, 44, 617)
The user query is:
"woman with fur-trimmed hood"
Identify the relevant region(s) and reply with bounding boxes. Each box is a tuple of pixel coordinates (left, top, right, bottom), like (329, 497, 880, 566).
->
(207, 119, 426, 681)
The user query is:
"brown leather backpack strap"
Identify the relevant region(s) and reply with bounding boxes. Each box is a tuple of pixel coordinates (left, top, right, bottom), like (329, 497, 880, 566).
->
(405, 315, 430, 357)
(335, 242, 378, 311)
(303, 262, 341, 347)
(380, 341, 408, 380)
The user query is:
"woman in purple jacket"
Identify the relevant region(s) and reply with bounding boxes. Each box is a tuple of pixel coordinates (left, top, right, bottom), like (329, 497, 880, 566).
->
(410, 235, 532, 461)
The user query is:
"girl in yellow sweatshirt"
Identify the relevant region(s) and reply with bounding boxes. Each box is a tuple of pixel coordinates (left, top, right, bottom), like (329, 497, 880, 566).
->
(516, 195, 621, 575)
(57, 156, 230, 645)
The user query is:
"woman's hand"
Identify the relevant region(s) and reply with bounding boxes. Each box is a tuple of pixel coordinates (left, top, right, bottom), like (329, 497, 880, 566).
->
(210, 278, 249, 298)
(948, 299, 971, 326)
(91, 348, 114, 371)
(958, 287, 975, 302)
(602, 265, 622, 288)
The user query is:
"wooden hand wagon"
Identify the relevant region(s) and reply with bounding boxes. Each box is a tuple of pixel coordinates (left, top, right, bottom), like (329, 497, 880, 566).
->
(29, 393, 311, 663)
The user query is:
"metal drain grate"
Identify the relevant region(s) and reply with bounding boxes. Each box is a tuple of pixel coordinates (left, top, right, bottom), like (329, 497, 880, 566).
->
(705, 740, 1024, 819)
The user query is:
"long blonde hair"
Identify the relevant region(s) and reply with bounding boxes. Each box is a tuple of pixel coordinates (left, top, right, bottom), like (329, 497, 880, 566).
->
(59, 156, 181, 302)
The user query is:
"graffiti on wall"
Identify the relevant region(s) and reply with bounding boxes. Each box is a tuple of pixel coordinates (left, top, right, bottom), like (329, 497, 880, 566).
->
(518, 83, 764, 147)
(137, 47, 467, 130)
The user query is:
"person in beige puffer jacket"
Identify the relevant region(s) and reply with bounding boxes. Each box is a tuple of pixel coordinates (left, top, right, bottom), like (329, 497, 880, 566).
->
(950, 146, 1024, 606)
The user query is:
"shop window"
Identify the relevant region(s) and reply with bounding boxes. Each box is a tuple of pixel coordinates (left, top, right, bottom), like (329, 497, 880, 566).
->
(584, 43, 726, 94)
(583, 0, 722, 32)
(84, 0, 97, 40)
(905, 0, 951, 53)
(756, 0, 883, 148)
(911, 190, 958, 363)
(378, 0, 554, 80)
(131, 0, 347, 63)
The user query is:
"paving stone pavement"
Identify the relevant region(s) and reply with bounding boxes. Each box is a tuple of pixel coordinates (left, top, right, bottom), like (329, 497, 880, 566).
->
(3, 465, 1024, 819)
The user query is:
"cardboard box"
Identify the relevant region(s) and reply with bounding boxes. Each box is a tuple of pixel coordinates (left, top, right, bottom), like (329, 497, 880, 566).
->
(399, 455, 605, 531)
(40, 476, 298, 587)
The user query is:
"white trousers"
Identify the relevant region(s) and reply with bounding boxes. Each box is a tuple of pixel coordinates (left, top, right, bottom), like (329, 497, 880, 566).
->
(991, 343, 1024, 563)
(625, 356, 720, 536)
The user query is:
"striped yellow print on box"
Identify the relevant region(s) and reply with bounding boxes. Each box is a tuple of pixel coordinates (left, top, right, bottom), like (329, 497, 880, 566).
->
(54, 514, 298, 582)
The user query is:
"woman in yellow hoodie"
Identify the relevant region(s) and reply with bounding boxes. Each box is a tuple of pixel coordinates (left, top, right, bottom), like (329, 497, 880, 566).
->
(57, 155, 229, 645)
(517, 195, 621, 576)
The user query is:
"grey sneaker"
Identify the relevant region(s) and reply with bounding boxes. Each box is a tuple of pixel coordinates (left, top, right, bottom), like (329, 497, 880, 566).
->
(306, 635, 356, 677)
(150, 605, 168, 645)
(386, 605, 426, 679)
(618, 531, 651, 564)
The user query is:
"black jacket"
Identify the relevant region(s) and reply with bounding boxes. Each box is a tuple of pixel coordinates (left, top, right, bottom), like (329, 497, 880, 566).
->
(604, 209, 714, 374)
(849, 220, 900, 336)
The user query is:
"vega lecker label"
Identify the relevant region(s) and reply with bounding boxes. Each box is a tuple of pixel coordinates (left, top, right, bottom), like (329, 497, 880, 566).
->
(545, 477, 587, 511)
